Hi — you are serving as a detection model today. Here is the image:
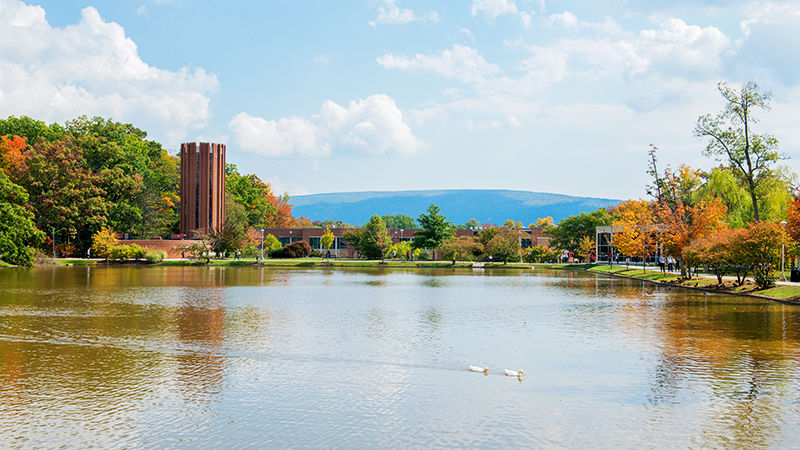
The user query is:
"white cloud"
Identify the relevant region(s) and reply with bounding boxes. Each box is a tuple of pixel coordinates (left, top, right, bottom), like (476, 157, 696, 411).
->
(471, 0, 533, 26)
(377, 44, 501, 84)
(230, 94, 424, 157)
(0, 0, 217, 146)
(549, 11, 578, 28)
(471, 0, 517, 19)
(543, 17, 730, 78)
(373, 0, 438, 25)
(737, 2, 800, 84)
(135, 5, 148, 17)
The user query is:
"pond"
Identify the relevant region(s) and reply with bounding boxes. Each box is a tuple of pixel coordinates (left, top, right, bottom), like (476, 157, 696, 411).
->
(1, 266, 799, 447)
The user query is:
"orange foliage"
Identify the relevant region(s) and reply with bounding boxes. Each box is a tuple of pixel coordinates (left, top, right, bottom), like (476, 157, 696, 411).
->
(0, 135, 27, 173)
(612, 199, 657, 261)
(786, 193, 800, 247)
(655, 197, 727, 259)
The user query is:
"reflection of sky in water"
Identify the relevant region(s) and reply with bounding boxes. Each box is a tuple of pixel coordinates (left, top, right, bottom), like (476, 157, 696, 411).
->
(0, 266, 799, 447)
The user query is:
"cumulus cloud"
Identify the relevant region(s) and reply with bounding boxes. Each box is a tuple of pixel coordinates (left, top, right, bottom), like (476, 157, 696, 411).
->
(0, 0, 218, 146)
(377, 44, 501, 84)
(371, 0, 438, 26)
(229, 94, 424, 157)
(545, 17, 730, 78)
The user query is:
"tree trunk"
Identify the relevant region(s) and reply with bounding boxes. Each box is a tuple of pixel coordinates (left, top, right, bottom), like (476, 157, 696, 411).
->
(748, 176, 760, 221)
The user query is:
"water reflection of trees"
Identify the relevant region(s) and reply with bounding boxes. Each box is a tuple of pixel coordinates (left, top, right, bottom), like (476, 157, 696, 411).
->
(633, 292, 800, 448)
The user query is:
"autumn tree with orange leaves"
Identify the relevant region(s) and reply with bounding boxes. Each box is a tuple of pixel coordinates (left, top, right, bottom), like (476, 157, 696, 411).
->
(654, 169, 728, 276)
(612, 200, 657, 271)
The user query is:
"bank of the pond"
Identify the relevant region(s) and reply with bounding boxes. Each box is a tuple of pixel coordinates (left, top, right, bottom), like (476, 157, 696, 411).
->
(49, 258, 546, 270)
(587, 264, 800, 304)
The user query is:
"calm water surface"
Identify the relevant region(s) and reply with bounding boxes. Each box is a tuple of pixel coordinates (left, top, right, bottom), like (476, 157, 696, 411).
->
(1, 266, 799, 448)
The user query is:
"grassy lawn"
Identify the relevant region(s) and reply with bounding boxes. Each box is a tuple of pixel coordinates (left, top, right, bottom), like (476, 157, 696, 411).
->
(756, 286, 800, 300)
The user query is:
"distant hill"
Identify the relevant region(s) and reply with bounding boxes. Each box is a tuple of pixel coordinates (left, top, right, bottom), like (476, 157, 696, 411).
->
(290, 189, 620, 226)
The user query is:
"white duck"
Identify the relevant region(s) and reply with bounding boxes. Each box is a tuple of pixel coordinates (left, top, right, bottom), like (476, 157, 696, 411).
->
(504, 369, 524, 377)
(468, 365, 489, 374)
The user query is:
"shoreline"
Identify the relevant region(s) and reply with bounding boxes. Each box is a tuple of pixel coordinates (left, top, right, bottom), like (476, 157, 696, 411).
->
(12, 259, 798, 305)
(585, 264, 800, 305)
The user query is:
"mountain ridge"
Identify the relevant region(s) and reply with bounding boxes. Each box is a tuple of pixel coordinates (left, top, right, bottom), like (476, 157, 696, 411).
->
(290, 189, 620, 226)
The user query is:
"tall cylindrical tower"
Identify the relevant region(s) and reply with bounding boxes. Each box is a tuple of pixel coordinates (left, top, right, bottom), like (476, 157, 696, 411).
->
(179, 142, 226, 236)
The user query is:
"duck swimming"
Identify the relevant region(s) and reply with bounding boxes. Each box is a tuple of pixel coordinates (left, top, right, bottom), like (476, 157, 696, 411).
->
(504, 369, 524, 377)
(468, 365, 489, 374)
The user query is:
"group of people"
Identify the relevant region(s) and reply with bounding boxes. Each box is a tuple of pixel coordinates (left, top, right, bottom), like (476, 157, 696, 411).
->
(658, 255, 678, 273)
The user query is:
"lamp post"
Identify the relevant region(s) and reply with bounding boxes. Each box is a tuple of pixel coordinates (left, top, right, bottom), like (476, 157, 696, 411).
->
(260, 228, 265, 261)
(781, 221, 788, 281)
(52, 227, 56, 259)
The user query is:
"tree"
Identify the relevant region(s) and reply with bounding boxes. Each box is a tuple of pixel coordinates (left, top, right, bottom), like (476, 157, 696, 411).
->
(439, 236, 483, 263)
(739, 221, 787, 289)
(575, 236, 595, 262)
(612, 200, 657, 271)
(535, 217, 554, 228)
(546, 208, 612, 252)
(0, 135, 27, 174)
(695, 81, 784, 221)
(226, 164, 296, 228)
(655, 167, 728, 276)
(683, 230, 734, 284)
(464, 218, 480, 229)
(485, 232, 523, 264)
(8, 137, 110, 248)
(321, 227, 335, 256)
(263, 234, 283, 255)
(381, 214, 416, 229)
(343, 215, 392, 260)
(413, 204, 454, 254)
(523, 245, 559, 263)
(203, 195, 252, 256)
(0, 170, 44, 266)
(91, 226, 120, 260)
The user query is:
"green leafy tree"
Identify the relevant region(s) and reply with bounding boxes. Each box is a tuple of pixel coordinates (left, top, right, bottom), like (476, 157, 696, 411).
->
(695, 81, 784, 221)
(321, 227, 335, 256)
(546, 208, 612, 252)
(0, 115, 65, 142)
(0, 170, 44, 266)
(485, 232, 523, 264)
(381, 214, 416, 229)
(413, 204, 454, 253)
(439, 236, 483, 263)
(10, 137, 110, 249)
(263, 233, 283, 254)
(344, 216, 392, 260)
(458, 218, 481, 230)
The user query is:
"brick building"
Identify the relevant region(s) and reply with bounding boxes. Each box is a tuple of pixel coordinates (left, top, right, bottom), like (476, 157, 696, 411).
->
(180, 142, 226, 236)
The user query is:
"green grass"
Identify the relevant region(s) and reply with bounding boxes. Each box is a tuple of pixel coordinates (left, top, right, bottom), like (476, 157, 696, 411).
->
(0, 260, 14, 267)
(755, 286, 800, 299)
(56, 259, 96, 265)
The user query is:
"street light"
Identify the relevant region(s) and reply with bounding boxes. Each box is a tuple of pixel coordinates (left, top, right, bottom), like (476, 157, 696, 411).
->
(260, 228, 265, 262)
(52, 227, 56, 259)
(781, 221, 788, 281)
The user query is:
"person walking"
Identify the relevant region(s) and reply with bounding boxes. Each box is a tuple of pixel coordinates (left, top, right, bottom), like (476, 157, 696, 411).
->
(659, 255, 666, 273)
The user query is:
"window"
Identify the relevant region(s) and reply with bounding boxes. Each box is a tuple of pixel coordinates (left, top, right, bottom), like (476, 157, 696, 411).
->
(334, 237, 348, 249)
(309, 237, 321, 249)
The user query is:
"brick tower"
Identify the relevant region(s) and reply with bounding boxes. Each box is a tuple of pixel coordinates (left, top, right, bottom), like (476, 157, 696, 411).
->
(179, 142, 226, 236)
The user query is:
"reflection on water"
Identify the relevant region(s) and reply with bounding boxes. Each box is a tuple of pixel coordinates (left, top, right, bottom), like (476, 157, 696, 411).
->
(1, 266, 799, 447)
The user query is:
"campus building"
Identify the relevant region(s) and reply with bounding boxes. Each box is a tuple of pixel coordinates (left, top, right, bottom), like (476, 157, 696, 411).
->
(179, 142, 226, 236)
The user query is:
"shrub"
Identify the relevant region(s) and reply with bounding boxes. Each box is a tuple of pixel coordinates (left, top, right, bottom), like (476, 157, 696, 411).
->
(144, 249, 167, 263)
(271, 241, 311, 258)
(108, 244, 133, 262)
(416, 249, 432, 261)
(129, 244, 146, 260)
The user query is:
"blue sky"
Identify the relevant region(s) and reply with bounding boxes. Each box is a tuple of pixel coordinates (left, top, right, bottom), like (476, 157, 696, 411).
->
(2, 0, 799, 199)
